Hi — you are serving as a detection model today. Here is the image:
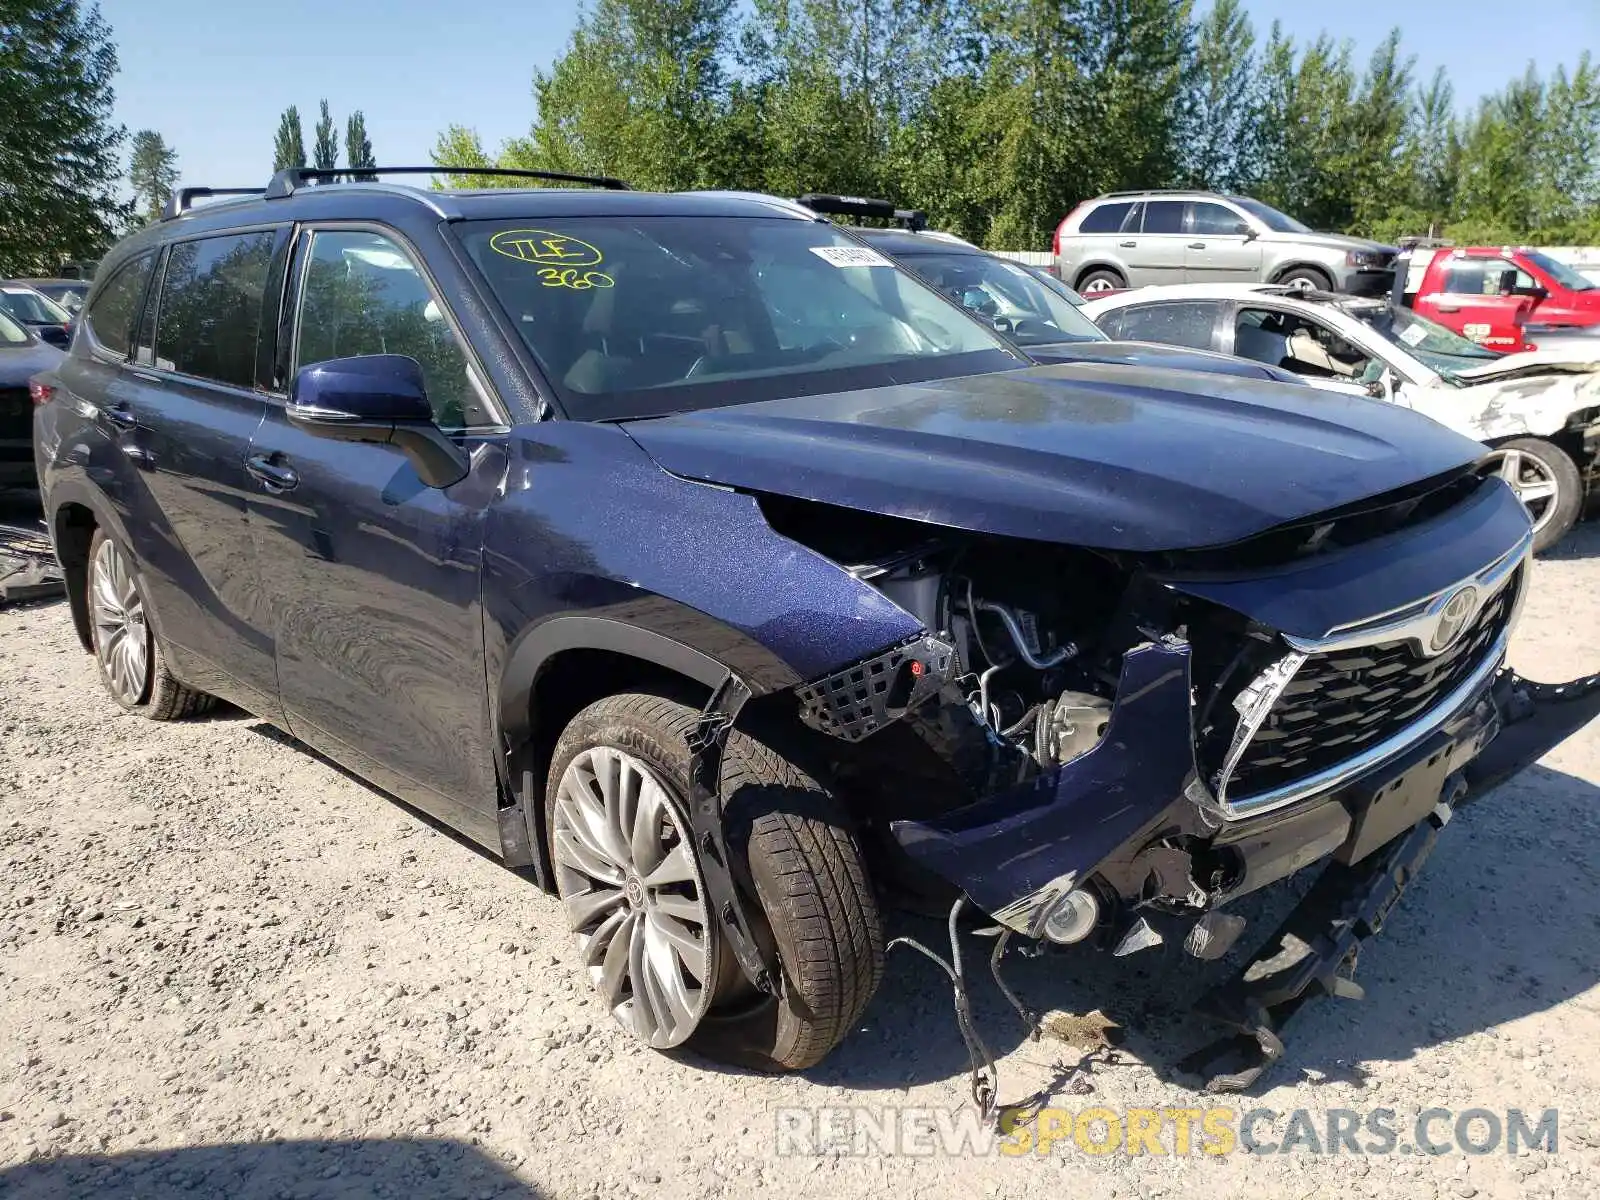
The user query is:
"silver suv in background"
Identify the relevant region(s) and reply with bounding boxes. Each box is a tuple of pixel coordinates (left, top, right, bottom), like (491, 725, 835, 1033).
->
(1053, 190, 1397, 297)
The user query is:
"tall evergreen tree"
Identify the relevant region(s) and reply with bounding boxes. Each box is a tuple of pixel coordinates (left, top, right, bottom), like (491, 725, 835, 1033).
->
(128, 129, 179, 223)
(0, 0, 130, 274)
(345, 110, 376, 180)
(273, 105, 306, 171)
(312, 99, 339, 180)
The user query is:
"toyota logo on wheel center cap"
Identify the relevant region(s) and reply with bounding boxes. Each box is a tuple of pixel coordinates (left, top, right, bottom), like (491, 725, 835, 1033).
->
(1430, 586, 1479, 652)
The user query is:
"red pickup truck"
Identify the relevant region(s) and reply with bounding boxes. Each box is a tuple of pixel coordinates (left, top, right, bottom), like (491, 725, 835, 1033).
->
(1406, 246, 1600, 352)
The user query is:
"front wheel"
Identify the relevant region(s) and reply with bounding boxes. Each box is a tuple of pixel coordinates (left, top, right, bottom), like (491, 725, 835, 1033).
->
(1485, 437, 1583, 553)
(1276, 266, 1332, 293)
(546, 691, 884, 1070)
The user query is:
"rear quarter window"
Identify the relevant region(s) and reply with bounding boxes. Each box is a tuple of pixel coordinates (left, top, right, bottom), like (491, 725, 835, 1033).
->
(1078, 202, 1133, 234)
(83, 253, 156, 357)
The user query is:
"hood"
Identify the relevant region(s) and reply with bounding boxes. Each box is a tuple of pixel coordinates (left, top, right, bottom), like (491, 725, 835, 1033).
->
(1452, 349, 1600, 383)
(0, 339, 64, 388)
(1265, 231, 1396, 256)
(1025, 338, 1295, 384)
(620, 363, 1484, 552)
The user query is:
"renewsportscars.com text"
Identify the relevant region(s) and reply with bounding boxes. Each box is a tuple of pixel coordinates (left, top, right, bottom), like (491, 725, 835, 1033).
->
(774, 1105, 1560, 1159)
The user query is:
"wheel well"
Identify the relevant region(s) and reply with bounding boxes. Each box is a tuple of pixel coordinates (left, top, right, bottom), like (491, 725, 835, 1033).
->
(52, 503, 96, 653)
(514, 648, 713, 890)
(1074, 263, 1126, 289)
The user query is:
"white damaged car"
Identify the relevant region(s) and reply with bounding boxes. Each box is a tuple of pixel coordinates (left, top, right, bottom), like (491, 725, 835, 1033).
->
(1080, 283, 1600, 550)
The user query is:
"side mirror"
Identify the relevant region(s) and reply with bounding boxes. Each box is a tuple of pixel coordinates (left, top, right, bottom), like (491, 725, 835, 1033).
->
(1516, 283, 1550, 300)
(288, 354, 470, 489)
(1235, 223, 1258, 241)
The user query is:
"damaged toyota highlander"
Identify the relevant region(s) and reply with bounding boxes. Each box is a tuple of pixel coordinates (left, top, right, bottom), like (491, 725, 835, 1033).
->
(32, 173, 1600, 1099)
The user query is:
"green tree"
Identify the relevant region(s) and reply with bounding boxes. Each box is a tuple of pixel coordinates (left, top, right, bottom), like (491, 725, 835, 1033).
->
(312, 99, 339, 179)
(128, 129, 179, 223)
(345, 110, 376, 180)
(273, 104, 306, 171)
(0, 0, 129, 274)
(1181, 0, 1259, 191)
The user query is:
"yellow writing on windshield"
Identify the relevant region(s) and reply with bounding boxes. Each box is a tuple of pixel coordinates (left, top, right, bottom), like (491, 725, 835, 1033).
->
(490, 228, 604, 268)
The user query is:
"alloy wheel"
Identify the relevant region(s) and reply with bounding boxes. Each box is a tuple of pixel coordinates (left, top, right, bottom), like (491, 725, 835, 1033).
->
(1488, 447, 1560, 536)
(90, 538, 150, 705)
(552, 746, 714, 1048)
(1081, 277, 1116, 294)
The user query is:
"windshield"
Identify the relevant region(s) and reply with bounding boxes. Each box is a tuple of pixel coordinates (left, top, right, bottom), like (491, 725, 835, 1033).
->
(1523, 250, 1596, 292)
(1024, 267, 1088, 307)
(0, 288, 70, 324)
(457, 216, 1020, 420)
(1344, 302, 1498, 379)
(896, 251, 1106, 347)
(1228, 197, 1311, 235)
(0, 310, 28, 345)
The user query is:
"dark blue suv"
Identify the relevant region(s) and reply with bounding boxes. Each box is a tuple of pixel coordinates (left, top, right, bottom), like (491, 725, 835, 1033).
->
(32, 168, 1600, 1091)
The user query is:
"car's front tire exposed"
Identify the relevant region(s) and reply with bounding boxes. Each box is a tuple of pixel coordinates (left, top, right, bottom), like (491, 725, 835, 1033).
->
(86, 529, 214, 719)
(546, 690, 884, 1071)
(1486, 437, 1583, 553)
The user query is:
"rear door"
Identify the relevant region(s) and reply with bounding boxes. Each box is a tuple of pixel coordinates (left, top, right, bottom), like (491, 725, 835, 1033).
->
(114, 228, 289, 719)
(1095, 300, 1228, 352)
(244, 224, 506, 845)
(1123, 201, 1187, 285)
(1414, 256, 1528, 350)
(1183, 201, 1262, 283)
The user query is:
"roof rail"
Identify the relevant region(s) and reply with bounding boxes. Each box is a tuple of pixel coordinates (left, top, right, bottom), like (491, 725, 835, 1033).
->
(795, 193, 927, 232)
(162, 186, 267, 220)
(262, 165, 631, 199)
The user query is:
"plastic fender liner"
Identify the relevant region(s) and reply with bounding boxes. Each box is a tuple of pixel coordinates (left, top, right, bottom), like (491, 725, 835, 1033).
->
(890, 636, 1199, 935)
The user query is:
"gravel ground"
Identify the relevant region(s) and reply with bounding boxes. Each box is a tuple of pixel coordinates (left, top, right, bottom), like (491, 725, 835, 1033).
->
(3, 518, 1600, 1199)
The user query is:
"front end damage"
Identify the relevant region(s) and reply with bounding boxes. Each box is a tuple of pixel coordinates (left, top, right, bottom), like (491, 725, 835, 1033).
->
(749, 473, 1600, 1098)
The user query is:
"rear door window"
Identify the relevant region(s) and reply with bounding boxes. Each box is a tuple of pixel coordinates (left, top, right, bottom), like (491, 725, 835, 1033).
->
(83, 253, 155, 357)
(1079, 202, 1133, 234)
(1141, 202, 1185, 235)
(1100, 301, 1222, 350)
(154, 231, 278, 388)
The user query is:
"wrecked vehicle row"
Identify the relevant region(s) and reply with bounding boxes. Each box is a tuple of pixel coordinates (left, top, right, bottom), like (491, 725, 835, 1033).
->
(29, 172, 1600, 1105)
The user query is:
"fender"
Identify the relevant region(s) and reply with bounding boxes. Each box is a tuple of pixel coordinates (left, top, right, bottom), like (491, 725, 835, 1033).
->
(44, 477, 145, 653)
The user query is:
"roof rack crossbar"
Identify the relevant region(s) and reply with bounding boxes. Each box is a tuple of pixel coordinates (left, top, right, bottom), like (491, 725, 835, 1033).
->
(263, 165, 631, 199)
(795, 193, 928, 232)
(163, 186, 267, 220)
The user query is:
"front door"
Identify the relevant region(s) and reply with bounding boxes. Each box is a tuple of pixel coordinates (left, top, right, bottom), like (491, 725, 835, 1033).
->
(1183, 201, 1262, 283)
(1414, 256, 1529, 351)
(245, 225, 508, 846)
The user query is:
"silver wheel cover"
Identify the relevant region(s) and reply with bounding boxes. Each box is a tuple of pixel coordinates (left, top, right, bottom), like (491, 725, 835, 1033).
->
(552, 746, 714, 1048)
(1081, 276, 1115, 293)
(1488, 447, 1561, 536)
(90, 538, 150, 705)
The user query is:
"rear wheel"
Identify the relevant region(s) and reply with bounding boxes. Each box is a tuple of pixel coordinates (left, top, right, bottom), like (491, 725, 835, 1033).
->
(546, 690, 884, 1070)
(1076, 267, 1125, 295)
(86, 529, 214, 719)
(1485, 437, 1583, 553)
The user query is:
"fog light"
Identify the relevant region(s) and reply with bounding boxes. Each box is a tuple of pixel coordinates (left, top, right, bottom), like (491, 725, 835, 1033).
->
(1041, 888, 1100, 944)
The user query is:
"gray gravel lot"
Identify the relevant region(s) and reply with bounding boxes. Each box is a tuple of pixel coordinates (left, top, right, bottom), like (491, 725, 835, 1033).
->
(3, 522, 1600, 1199)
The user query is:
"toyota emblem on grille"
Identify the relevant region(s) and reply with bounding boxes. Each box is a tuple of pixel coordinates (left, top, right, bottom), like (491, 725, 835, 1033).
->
(1430, 586, 1480, 652)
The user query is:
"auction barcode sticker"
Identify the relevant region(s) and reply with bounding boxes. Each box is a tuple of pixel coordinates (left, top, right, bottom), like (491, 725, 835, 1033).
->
(811, 246, 893, 268)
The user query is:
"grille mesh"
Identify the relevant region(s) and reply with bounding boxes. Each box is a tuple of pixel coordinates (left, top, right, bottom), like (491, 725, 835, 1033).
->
(1215, 573, 1518, 800)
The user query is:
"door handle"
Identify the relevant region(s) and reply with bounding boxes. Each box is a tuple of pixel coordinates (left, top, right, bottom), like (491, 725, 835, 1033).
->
(246, 453, 300, 492)
(1187, 242, 1206, 249)
(104, 403, 137, 430)
(1435, 304, 1461, 313)
(1119, 241, 1137, 248)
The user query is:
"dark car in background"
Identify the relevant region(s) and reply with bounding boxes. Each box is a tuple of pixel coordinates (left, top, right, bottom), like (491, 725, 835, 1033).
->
(0, 309, 63, 490)
(30, 167, 1600, 1094)
(793, 193, 1316, 386)
(0, 283, 74, 348)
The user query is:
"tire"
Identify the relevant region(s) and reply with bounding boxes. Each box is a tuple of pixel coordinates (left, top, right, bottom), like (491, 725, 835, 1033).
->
(1486, 437, 1583, 554)
(545, 690, 884, 1071)
(1276, 266, 1332, 293)
(1076, 267, 1125, 295)
(86, 528, 214, 719)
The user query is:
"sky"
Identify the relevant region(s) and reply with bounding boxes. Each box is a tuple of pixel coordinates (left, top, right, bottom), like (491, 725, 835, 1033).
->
(100, 0, 1599, 192)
